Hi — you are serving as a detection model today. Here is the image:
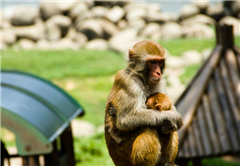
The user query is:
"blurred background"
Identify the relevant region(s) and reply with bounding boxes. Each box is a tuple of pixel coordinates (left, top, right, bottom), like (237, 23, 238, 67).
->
(1, 0, 240, 166)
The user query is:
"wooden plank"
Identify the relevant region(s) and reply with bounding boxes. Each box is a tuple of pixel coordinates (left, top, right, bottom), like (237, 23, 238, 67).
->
(225, 49, 240, 110)
(192, 117, 204, 156)
(196, 104, 212, 156)
(177, 45, 223, 147)
(219, 59, 240, 150)
(22, 156, 40, 166)
(187, 125, 198, 157)
(44, 140, 59, 166)
(212, 70, 232, 153)
(183, 137, 190, 158)
(60, 125, 75, 166)
(202, 94, 221, 155)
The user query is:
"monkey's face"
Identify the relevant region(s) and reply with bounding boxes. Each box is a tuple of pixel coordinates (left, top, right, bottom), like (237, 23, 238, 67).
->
(146, 57, 165, 85)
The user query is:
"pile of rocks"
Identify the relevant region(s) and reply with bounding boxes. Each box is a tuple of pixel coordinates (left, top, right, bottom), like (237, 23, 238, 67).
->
(1, 1, 240, 52)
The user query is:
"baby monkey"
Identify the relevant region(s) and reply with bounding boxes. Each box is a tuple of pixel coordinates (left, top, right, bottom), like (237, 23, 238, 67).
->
(146, 93, 179, 163)
(146, 93, 172, 111)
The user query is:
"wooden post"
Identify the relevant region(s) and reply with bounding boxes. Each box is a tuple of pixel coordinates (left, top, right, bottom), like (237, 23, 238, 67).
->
(22, 156, 40, 166)
(44, 140, 59, 166)
(60, 125, 75, 166)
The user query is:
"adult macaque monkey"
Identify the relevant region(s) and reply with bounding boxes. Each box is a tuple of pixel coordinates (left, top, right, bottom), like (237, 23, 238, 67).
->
(105, 40, 183, 166)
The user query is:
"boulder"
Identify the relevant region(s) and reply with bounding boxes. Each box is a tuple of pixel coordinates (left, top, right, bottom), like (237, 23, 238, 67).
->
(46, 15, 72, 38)
(180, 14, 216, 26)
(219, 16, 240, 36)
(36, 38, 79, 50)
(161, 22, 182, 39)
(39, 1, 61, 21)
(74, 10, 94, 26)
(146, 11, 177, 23)
(179, 4, 200, 20)
(18, 38, 35, 50)
(71, 120, 96, 137)
(117, 19, 128, 30)
(98, 19, 119, 40)
(76, 19, 103, 40)
(166, 56, 185, 69)
(13, 19, 46, 41)
(1, 29, 16, 45)
(66, 27, 88, 46)
(56, 1, 78, 13)
(181, 50, 203, 65)
(128, 18, 146, 32)
(109, 28, 140, 53)
(182, 23, 215, 38)
(68, 2, 89, 20)
(125, 6, 146, 22)
(45, 19, 61, 41)
(105, 6, 125, 23)
(91, 6, 108, 18)
(192, 1, 209, 13)
(85, 38, 109, 50)
(201, 48, 212, 60)
(206, 2, 225, 21)
(11, 5, 39, 26)
(141, 23, 161, 39)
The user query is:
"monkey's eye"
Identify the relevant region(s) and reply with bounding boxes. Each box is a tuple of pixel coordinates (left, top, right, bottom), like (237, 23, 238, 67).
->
(150, 60, 157, 65)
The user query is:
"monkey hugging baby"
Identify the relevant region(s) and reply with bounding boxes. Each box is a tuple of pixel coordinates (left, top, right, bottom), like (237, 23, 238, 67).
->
(105, 40, 183, 166)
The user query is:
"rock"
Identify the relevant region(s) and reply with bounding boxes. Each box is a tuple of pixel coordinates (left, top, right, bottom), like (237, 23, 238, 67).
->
(74, 10, 94, 26)
(1, 29, 16, 45)
(182, 23, 215, 38)
(192, 1, 209, 13)
(109, 29, 140, 53)
(45, 19, 61, 41)
(13, 19, 46, 41)
(39, 1, 61, 21)
(68, 2, 89, 20)
(98, 19, 119, 40)
(36, 38, 79, 50)
(85, 38, 109, 50)
(65, 80, 76, 91)
(76, 19, 103, 40)
(125, 6, 146, 22)
(54, 38, 79, 50)
(36, 39, 52, 50)
(91, 6, 108, 18)
(179, 4, 200, 20)
(168, 84, 185, 103)
(166, 56, 185, 69)
(128, 18, 146, 32)
(181, 50, 203, 65)
(145, 3, 161, 12)
(71, 120, 96, 137)
(1, 42, 7, 50)
(161, 22, 182, 39)
(230, 1, 240, 17)
(141, 23, 161, 39)
(46, 15, 72, 38)
(18, 38, 35, 50)
(56, 1, 78, 13)
(106, 6, 125, 23)
(201, 48, 213, 60)
(146, 11, 177, 23)
(219, 16, 240, 36)
(11, 5, 39, 26)
(1, 19, 12, 29)
(180, 14, 216, 26)
(66, 27, 88, 46)
(117, 19, 128, 30)
(206, 2, 225, 21)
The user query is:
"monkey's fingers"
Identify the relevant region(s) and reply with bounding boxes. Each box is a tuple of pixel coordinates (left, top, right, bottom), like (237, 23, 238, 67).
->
(161, 125, 177, 134)
(155, 103, 162, 111)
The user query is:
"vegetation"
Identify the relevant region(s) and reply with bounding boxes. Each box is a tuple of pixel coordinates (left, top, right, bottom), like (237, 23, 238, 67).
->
(1, 37, 240, 165)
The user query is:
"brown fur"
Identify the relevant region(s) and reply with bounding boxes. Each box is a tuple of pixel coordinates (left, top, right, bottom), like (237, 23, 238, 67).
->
(105, 40, 183, 166)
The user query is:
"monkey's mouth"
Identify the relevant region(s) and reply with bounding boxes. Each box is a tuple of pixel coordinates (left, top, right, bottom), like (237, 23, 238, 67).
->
(150, 77, 160, 83)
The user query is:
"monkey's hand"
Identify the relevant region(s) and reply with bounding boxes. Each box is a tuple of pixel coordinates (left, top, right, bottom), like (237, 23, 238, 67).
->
(160, 106, 183, 133)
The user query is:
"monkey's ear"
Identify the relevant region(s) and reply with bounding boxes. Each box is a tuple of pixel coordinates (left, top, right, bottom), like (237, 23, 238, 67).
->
(129, 48, 134, 61)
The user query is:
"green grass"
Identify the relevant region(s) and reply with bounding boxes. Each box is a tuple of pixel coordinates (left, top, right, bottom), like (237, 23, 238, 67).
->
(1, 37, 240, 165)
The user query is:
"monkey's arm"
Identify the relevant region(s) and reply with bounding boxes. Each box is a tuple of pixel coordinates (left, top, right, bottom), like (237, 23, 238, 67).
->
(114, 101, 183, 132)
